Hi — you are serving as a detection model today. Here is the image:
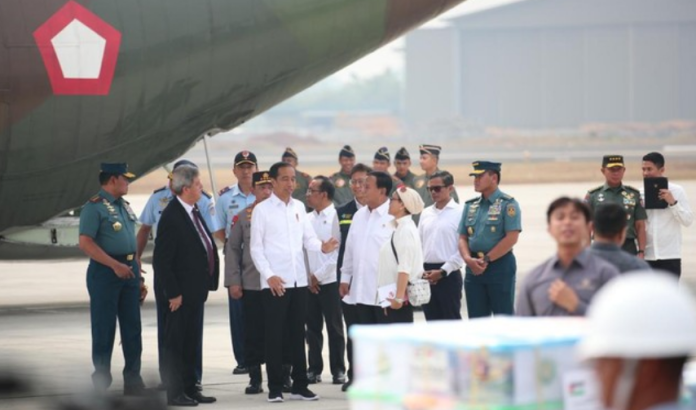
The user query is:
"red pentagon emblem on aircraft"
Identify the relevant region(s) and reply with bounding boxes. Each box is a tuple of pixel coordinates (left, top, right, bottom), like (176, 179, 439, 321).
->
(33, 1, 121, 95)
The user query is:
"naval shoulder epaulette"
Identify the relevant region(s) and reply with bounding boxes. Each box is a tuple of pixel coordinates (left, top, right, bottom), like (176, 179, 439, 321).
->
(219, 186, 232, 196)
(501, 193, 514, 201)
(202, 190, 212, 199)
(465, 197, 480, 204)
(623, 184, 640, 192)
(153, 186, 167, 194)
(588, 185, 604, 194)
(300, 171, 311, 179)
(89, 194, 102, 203)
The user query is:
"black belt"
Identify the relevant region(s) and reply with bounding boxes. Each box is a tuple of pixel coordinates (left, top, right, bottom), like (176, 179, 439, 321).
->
(424, 262, 445, 270)
(109, 253, 135, 262)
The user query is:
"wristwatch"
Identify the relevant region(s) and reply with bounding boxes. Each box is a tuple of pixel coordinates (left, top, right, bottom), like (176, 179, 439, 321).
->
(394, 297, 404, 304)
(637, 250, 645, 254)
(670, 200, 678, 207)
(483, 254, 491, 264)
(440, 269, 448, 278)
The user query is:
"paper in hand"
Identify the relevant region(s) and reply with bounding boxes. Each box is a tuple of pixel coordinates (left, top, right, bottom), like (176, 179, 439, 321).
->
(377, 283, 397, 308)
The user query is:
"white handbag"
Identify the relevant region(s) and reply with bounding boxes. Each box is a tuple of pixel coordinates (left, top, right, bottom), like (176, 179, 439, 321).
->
(390, 235, 431, 306)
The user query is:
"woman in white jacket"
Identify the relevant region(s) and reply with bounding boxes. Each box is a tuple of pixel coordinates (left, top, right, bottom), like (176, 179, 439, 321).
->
(376, 185, 425, 323)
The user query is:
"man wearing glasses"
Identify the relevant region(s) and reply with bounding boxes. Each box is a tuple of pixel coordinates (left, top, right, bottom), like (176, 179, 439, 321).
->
(414, 144, 460, 208)
(304, 176, 346, 386)
(336, 164, 372, 283)
(334, 163, 371, 392)
(418, 171, 465, 320)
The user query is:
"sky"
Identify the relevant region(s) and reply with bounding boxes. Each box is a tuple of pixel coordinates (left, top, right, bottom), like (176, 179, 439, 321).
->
(331, 0, 524, 82)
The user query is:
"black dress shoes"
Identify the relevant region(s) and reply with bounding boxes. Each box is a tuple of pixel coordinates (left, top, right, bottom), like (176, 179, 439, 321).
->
(189, 392, 217, 404)
(307, 371, 322, 384)
(168, 393, 198, 407)
(123, 384, 148, 396)
(341, 380, 352, 392)
(245, 381, 263, 395)
(232, 365, 248, 375)
(333, 372, 346, 385)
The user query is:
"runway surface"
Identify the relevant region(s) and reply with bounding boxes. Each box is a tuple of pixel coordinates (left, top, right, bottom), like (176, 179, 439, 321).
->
(1, 181, 694, 409)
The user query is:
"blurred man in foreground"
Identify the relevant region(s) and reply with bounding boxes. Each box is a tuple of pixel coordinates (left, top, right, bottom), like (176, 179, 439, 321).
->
(516, 197, 618, 316)
(578, 272, 696, 410)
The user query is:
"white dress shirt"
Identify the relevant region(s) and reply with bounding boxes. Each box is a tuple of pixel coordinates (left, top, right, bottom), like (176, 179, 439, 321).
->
(340, 200, 394, 306)
(250, 193, 323, 289)
(643, 182, 693, 260)
(177, 196, 211, 250)
(377, 215, 424, 290)
(418, 199, 464, 274)
(306, 204, 340, 284)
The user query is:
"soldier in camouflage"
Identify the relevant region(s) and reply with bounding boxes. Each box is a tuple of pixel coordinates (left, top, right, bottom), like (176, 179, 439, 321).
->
(282, 147, 312, 211)
(330, 145, 356, 207)
(584, 155, 647, 256)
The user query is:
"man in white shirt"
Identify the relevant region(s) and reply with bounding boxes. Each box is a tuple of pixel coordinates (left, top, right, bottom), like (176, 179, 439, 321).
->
(304, 176, 346, 386)
(641, 152, 693, 278)
(339, 171, 395, 391)
(250, 162, 338, 403)
(418, 171, 465, 320)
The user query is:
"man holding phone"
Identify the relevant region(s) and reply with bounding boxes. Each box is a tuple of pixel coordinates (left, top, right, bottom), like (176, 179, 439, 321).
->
(641, 152, 693, 278)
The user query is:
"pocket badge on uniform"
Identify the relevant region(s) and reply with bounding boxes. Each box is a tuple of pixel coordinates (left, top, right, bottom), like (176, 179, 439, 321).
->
(113, 221, 123, 231)
(467, 226, 474, 236)
(491, 226, 496, 233)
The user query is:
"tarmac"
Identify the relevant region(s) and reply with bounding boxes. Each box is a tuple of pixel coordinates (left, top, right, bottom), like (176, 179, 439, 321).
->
(1, 181, 694, 410)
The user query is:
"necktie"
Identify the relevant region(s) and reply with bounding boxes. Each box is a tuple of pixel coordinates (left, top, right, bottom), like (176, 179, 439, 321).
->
(192, 207, 215, 276)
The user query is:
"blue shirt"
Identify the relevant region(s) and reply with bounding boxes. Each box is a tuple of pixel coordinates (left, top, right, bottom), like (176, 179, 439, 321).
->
(215, 184, 256, 238)
(459, 188, 522, 253)
(140, 186, 217, 235)
(79, 189, 138, 255)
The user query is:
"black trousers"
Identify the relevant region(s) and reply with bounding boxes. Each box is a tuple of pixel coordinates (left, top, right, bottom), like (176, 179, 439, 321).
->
(262, 287, 309, 394)
(164, 299, 204, 400)
(342, 303, 380, 382)
(242, 290, 265, 366)
(306, 282, 346, 377)
(648, 259, 682, 278)
(155, 283, 204, 385)
(374, 304, 413, 324)
(422, 264, 463, 321)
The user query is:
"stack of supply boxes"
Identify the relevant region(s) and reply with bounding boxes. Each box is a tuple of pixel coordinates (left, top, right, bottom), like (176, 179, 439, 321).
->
(349, 317, 590, 410)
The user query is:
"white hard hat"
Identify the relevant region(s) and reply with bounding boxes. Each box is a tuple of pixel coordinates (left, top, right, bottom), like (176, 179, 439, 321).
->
(578, 271, 696, 360)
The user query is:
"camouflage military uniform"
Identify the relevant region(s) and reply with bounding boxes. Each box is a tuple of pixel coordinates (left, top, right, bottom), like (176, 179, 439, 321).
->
(293, 168, 312, 210)
(585, 183, 647, 254)
(330, 171, 353, 207)
(395, 170, 417, 189)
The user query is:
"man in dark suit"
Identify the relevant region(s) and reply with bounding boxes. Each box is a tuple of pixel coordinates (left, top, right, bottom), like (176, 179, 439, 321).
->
(153, 164, 219, 406)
